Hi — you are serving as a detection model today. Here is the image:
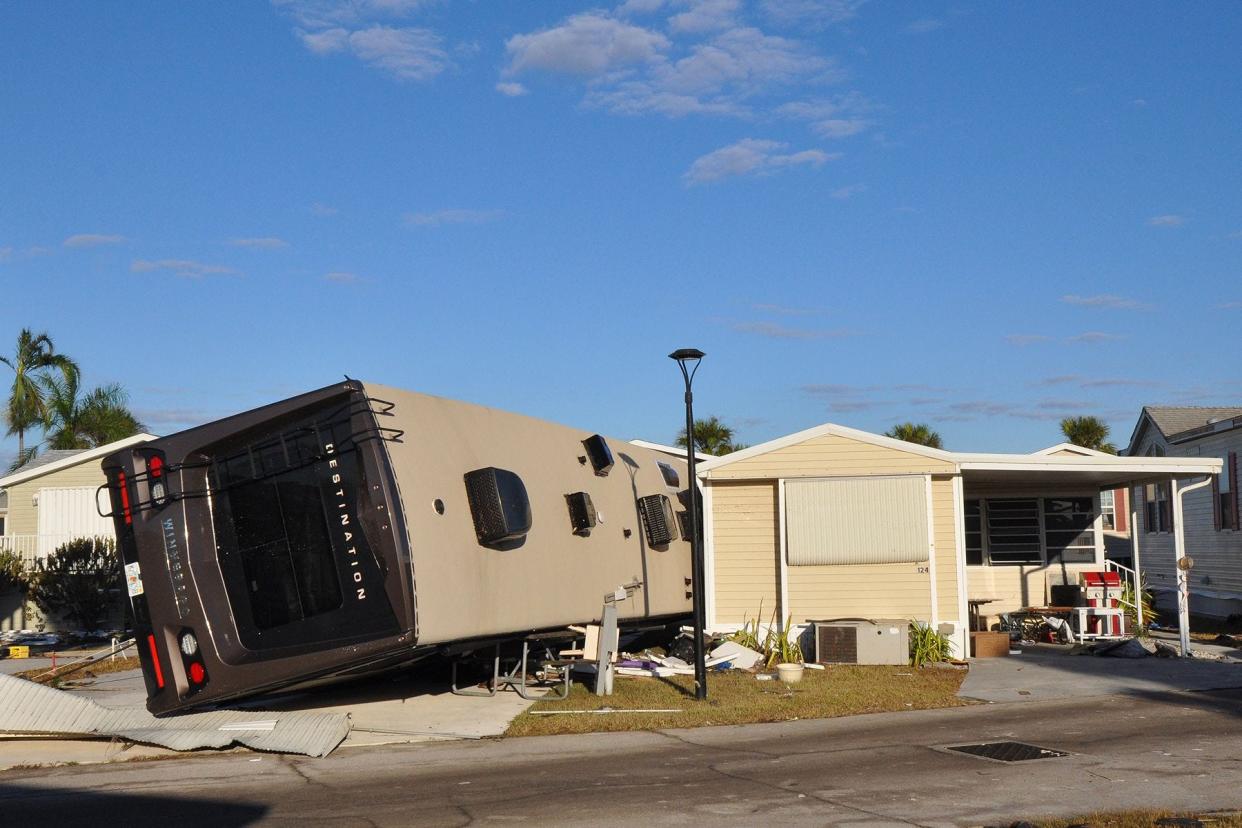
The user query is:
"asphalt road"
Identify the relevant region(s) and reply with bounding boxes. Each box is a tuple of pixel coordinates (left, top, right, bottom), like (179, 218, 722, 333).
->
(4, 688, 1242, 827)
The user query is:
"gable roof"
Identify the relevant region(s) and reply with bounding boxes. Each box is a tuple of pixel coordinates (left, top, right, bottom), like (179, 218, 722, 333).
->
(1126, 406, 1242, 453)
(0, 433, 157, 490)
(697, 420, 954, 474)
(1032, 442, 1114, 458)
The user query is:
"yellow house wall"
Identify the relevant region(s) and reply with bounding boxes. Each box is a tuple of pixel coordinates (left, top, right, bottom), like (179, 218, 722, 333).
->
(707, 431, 965, 632)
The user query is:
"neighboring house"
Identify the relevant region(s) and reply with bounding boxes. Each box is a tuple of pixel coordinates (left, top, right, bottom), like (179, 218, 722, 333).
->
(1124, 406, 1242, 620)
(697, 422, 1217, 658)
(0, 433, 156, 630)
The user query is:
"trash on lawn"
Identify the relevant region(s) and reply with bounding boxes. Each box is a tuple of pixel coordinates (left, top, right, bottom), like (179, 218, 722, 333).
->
(709, 641, 764, 670)
(1094, 638, 1149, 659)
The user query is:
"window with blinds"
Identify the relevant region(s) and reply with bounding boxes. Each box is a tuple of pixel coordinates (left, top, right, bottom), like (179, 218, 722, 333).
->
(985, 498, 1041, 564)
(784, 476, 929, 566)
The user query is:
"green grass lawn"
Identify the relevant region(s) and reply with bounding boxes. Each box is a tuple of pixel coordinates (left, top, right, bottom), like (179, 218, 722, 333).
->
(1030, 810, 1242, 827)
(506, 664, 971, 737)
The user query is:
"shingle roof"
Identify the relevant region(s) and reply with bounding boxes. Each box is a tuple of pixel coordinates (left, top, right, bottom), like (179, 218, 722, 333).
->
(1143, 406, 1242, 440)
(10, 449, 89, 475)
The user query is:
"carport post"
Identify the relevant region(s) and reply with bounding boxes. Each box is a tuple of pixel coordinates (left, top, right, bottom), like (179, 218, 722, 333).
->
(1172, 475, 1213, 657)
(1129, 488, 1142, 629)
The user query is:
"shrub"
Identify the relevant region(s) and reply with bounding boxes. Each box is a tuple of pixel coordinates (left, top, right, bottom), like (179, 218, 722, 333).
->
(0, 550, 30, 593)
(909, 621, 952, 667)
(27, 537, 124, 631)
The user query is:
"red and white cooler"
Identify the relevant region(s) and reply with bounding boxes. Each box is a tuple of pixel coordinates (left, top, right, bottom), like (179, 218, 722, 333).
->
(1079, 571, 1127, 637)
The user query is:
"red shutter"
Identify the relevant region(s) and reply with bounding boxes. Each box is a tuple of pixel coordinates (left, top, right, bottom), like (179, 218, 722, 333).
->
(1212, 471, 1222, 531)
(1116, 488, 1127, 533)
(1231, 452, 1239, 531)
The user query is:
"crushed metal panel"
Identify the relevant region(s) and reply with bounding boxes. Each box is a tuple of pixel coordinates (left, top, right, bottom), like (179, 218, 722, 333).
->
(0, 674, 348, 757)
(945, 740, 1069, 762)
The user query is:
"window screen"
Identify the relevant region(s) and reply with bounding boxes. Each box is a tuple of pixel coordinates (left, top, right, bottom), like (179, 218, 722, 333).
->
(986, 498, 1041, 564)
(785, 476, 929, 566)
(1044, 497, 1095, 564)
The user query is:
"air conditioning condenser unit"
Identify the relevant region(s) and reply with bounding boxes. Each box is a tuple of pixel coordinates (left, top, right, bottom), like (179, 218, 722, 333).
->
(812, 619, 910, 665)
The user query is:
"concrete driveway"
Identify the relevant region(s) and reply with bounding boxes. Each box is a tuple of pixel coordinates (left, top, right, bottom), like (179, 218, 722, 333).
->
(960, 641, 1242, 703)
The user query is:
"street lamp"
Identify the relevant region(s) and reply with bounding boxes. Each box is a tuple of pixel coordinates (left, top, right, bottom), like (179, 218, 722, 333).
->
(669, 347, 708, 701)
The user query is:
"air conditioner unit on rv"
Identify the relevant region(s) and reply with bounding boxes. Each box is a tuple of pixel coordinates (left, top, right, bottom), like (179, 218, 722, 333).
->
(812, 619, 910, 666)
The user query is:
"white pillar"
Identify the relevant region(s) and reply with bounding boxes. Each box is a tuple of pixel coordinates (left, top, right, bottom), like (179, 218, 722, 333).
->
(1130, 487, 1143, 629)
(1173, 476, 1214, 656)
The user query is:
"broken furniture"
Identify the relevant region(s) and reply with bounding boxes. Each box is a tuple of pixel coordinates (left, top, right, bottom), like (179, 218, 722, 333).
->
(451, 630, 577, 700)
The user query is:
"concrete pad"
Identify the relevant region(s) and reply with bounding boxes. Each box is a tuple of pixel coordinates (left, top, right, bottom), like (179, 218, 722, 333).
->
(960, 642, 1242, 703)
(0, 664, 543, 768)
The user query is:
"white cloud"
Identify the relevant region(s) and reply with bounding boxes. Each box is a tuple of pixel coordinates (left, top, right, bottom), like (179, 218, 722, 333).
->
(310, 201, 339, 216)
(778, 93, 874, 138)
(1060, 293, 1152, 310)
(905, 18, 943, 33)
(0, 246, 12, 263)
(227, 237, 290, 249)
(1005, 334, 1052, 346)
(324, 271, 361, 283)
(731, 320, 851, 339)
(505, 13, 669, 76)
(752, 302, 826, 315)
(63, 233, 125, 248)
(337, 26, 449, 80)
(131, 259, 238, 278)
(617, 0, 666, 14)
(297, 26, 350, 53)
(1068, 331, 1124, 344)
(495, 81, 529, 97)
(1216, 301, 1242, 310)
(404, 208, 504, 227)
(760, 0, 867, 28)
(505, 15, 837, 120)
(684, 138, 834, 184)
(830, 183, 866, 200)
(275, 0, 431, 30)
(669, 0, 741, 34)
(1147, 214, 1186, 227)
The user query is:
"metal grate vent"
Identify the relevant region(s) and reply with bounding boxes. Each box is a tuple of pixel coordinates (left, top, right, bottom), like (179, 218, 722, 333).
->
(815, 625, 858, 664)
(946, 741, 1068, 762)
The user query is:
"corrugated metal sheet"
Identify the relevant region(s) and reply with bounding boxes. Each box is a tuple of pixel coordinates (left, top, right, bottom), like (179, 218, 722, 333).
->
(36, 486, 116, 548)
(0, 674, 349, 757)
(786, 475, 929, 566)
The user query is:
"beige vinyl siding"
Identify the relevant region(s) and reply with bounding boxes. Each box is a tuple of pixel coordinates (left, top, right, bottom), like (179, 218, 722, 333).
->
(4, 462, 111, 536)
(710, 481, 779, 625)
(707, 433, 955, 481)
(1132, 428, 1242, 607)
(931, 476, 959, 623)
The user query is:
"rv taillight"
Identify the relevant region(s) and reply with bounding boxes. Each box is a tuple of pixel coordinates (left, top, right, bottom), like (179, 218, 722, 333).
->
(147, 634, 165, 689)
(188, 662, 205, 684)
(117, 471, 133, 525)
(147, 452, 169, 506)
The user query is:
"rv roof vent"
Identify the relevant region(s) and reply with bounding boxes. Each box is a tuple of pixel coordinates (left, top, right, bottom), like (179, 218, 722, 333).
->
(637, 494, 676, 547)
(464, 467, 532, 547)
(582, 434, 614, 477)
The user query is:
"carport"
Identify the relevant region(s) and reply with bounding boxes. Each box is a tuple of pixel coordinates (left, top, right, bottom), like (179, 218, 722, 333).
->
(953, 447, 1221, 655)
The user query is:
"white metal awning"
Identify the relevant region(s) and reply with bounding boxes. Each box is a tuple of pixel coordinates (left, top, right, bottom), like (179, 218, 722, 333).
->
(955, 453, 1222, 489)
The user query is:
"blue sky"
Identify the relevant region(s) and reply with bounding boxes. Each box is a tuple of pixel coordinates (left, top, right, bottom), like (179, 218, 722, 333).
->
(2, 1, 1240, 467)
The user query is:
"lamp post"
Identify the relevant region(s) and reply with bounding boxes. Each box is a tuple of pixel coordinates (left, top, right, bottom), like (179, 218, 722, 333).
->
(669, 348, 707, 701)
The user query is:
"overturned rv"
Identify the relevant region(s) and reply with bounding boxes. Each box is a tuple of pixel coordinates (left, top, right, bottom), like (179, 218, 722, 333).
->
(101, 381, 694, 715)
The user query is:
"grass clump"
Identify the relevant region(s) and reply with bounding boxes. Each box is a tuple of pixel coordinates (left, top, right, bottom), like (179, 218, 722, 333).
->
(506, 664, 970, 737)
(1024, 810, 1242, 827)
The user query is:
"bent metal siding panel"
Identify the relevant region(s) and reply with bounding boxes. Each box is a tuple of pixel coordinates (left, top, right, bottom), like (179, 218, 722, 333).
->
(786, 476, 929, 566)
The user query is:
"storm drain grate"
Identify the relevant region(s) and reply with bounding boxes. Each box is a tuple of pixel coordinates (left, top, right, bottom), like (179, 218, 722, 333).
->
(945, 741, 1069, 762)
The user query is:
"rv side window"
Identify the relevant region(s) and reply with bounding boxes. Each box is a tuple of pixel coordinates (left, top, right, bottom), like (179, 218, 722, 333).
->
(658, 462, 680, 488)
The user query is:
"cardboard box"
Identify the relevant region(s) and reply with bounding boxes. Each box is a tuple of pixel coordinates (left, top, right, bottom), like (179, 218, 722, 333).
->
(970, 631, 1010, 658)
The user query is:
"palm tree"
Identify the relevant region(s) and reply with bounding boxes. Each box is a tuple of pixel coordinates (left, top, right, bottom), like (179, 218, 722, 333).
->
(885, 422, 944, 449)
(41, 373, 144, 450)
(1060, 416, 1117, 454)
(1, 329, 78, 463)
(676, 415, 747, 456)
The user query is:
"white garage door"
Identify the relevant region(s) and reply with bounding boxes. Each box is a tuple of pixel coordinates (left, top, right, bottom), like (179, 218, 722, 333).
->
(785, 476, 929, 566)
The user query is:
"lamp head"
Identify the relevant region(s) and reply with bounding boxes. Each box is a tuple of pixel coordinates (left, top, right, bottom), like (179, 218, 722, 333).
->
(668, 348, 706, 363)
